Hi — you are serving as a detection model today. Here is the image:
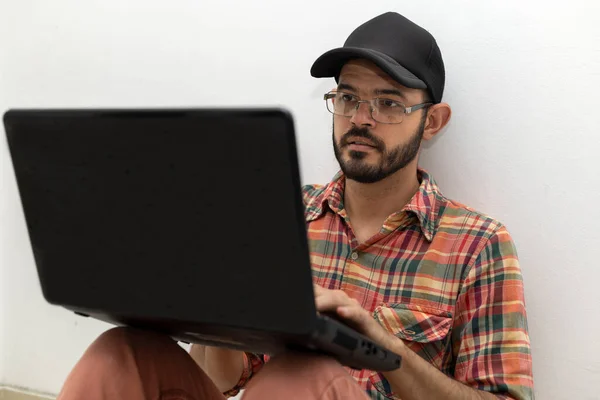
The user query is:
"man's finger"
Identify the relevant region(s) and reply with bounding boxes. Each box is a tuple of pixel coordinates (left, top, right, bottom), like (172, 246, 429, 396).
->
(338, 306, 367, 325)
(315, 292, 342, 312)
(313, 283, 324, 295)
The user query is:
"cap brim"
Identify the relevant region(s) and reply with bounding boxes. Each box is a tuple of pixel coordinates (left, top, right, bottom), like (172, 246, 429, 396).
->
(310, 47, 427, 89)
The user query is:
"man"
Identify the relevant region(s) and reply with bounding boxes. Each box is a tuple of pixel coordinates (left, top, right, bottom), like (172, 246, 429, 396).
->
(57, 11, 533, 400)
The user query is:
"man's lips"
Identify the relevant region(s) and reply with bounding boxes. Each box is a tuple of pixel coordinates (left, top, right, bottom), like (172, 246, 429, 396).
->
(346, 138, 377, 147)
(347, 139, 375, 147)
(344, 138, 379, 151)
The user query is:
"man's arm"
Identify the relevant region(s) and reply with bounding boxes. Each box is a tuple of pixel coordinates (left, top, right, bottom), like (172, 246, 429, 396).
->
(383, 226, 533, 399)
(315, 224, 533, 400)
(189, 345, 244, 393)
(315, 289, 499, 400)
(189, 345, 265, 397)
(190, 344, 251, 393)
(381, 338, 497, 400)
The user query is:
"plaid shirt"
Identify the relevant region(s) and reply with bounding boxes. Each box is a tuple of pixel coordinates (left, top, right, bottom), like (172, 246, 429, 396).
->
(231, 169, 533, 399)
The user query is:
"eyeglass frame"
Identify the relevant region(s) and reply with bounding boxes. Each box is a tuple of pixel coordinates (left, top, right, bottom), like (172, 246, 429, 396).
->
(323, 90, 432, 124)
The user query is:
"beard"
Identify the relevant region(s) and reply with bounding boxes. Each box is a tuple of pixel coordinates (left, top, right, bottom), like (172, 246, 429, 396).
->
(332, 117, 426, 184)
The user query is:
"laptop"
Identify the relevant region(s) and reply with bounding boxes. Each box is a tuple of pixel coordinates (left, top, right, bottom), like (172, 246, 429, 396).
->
(3, 108, 401, 371)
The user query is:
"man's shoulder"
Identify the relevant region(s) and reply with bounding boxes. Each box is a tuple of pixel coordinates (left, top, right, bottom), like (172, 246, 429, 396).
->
(434, 197, 520, 271)
(436, 195, 510, 241)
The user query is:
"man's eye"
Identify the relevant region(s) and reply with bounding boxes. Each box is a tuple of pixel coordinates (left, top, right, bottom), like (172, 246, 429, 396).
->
(377, 99, 400, 108)
(340, 94, 356, 102)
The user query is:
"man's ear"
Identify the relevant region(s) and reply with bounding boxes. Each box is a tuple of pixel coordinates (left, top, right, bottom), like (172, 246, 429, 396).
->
(422, 103, 452, 141)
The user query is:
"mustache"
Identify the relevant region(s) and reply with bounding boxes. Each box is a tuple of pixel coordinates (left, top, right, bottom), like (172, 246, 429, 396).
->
(340, 126, 384, 151)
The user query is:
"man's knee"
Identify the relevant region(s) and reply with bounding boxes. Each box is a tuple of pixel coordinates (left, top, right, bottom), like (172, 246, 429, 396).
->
(91, 327, 141, 351)
(266, 352, 343, 374)
(243, 352, 357, 400)
(95, 326, 174, 347)
(94, 326, 133, 344)
(82, 327, 137, 367)
(248, 351, 346, 386)
(86, 327, 176, 365)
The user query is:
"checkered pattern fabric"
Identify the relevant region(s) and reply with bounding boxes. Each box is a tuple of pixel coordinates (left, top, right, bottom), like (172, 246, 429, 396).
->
(234, 170, 533, 400)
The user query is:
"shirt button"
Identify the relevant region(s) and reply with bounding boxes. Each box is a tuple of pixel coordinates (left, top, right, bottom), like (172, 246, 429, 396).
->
(351, 252, 359, 260)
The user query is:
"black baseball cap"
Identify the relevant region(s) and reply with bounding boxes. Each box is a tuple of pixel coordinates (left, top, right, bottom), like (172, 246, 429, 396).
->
(310, 12, 445, 104)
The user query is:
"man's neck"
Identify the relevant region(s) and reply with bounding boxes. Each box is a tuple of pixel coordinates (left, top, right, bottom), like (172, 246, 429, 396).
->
(343, 165, 420, 226)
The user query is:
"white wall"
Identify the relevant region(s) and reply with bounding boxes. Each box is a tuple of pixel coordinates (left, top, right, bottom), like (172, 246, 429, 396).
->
(1, 10, 9, 383)
(1, 0, 599, 398)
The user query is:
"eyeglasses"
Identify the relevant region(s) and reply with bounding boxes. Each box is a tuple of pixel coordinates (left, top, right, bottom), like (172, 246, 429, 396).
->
(324, 91, 432, 124)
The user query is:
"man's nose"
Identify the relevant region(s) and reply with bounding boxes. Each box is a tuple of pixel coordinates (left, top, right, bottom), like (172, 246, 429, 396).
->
(349, 101, 376, 127)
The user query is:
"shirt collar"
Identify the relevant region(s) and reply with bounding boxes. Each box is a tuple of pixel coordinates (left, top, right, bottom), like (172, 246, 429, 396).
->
(305, 169, 442, 242)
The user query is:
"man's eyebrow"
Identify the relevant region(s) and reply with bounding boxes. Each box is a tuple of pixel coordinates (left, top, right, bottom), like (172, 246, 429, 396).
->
(337, 83, 356, 92)
(337, 83, 407, 100)
(374, 88, 407, 100)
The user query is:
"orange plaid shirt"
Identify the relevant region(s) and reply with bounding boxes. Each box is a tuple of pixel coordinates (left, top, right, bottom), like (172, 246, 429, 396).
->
(231, 169, 533, 400)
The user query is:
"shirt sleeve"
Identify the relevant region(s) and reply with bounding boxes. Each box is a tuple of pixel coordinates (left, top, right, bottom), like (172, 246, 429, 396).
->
(453, 226, 534, 399)
(222, 352, 265, 398)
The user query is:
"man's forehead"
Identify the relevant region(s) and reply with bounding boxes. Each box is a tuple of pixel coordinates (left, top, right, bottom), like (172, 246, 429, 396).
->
(338, 60, 413, 95)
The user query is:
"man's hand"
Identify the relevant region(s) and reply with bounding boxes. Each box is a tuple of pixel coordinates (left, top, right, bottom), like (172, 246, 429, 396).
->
(313, 284, 398, 351)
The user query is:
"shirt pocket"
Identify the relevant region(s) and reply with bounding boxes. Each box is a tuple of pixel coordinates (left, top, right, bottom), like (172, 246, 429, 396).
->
(369, 303, 453, 399)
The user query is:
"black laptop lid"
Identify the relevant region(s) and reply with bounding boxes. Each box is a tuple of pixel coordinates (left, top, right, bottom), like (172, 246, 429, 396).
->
(4, 108, 317, 335)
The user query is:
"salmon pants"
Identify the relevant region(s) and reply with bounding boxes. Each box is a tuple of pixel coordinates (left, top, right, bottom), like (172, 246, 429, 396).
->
(57, 327, 370, 400)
